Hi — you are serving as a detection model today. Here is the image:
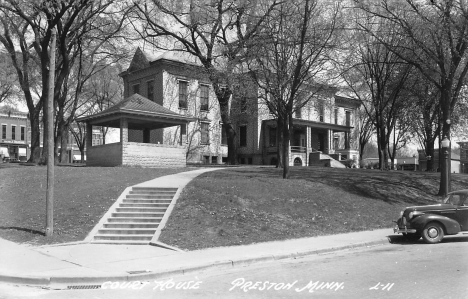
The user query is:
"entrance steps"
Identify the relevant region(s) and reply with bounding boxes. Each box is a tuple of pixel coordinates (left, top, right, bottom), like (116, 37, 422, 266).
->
(309, 152, 346, 168)
(90, 187, 178, 245)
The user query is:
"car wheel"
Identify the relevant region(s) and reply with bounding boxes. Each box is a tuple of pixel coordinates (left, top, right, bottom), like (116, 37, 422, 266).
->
(403, 232, 421, 242)
(422, 222, 444, 244)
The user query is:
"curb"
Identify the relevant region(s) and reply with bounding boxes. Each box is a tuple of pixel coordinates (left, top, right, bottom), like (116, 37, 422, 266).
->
(0, 238, 390, 287)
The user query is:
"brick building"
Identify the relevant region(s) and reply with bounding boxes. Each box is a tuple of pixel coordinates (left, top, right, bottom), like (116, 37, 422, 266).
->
(117, 49, 360, 166)
(231, 84, 361, 166)
(0, 110, 29, 162)
(119, 49, 227, 164)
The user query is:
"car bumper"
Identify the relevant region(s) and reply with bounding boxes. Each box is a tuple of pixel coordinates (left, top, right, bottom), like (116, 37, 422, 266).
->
(393, 225, 417, 234)
(393, 219, 417, 234)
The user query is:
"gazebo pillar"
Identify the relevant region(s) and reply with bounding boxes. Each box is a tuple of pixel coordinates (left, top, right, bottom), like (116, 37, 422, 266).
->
(143, 128, 151, 143)
(86, 122, 92, 153)
(120, 118, 128, 143)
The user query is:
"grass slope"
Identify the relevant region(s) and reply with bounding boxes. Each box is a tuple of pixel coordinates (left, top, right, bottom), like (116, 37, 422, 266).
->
(1, 165, 466, 249)
(0, 165, 186, 246)
(159, 167, 468, 250)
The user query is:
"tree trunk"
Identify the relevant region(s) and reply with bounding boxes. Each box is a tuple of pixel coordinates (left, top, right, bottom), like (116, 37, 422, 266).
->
(276, 116, 284, 168)
(282, 114, 292, 179)
(219, 98, 237, 165)
(425, 138, 435, 172)
(359, 137, 367, 162)
(59, 124, 70, 163)
(28, 110, 42, 163)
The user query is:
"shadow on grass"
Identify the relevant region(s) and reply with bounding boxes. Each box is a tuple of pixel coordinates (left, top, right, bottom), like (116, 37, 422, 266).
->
(218, 167, 437, 205)
(0, 226, 45, 236)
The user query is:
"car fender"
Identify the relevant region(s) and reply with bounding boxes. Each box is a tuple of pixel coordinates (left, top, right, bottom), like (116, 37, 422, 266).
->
(410, 214, 461, 235)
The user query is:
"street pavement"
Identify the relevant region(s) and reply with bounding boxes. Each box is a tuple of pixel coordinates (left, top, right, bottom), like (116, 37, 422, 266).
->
(0, 167, 391, 287)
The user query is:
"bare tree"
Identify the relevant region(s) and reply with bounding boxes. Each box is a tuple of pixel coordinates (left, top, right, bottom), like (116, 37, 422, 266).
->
(0, 0, 129, 163)
(354, 0, 468, 194)
(246, 0, 342, 178)
(85, 64, 124, 145)
(130, 0, 281, 165)
(0, 51, 17, 105)
(406, 75, 441, 171)
(354, 104, 375, 162)
(69, 120, 87, 163)
(344, 10, 413, 170)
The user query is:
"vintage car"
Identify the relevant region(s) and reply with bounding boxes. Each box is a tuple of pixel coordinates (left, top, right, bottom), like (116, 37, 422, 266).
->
(393, 189, 468, 244)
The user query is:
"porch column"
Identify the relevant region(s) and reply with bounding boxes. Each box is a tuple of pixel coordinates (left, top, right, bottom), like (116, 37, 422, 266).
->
(345, 131, 350, 149)
(120, 118, 128, 143)
(325, 129, 332, 154)
(143, 128, 150, 143)
(85, 122, 92, 153)
(179, 124, 187, 145)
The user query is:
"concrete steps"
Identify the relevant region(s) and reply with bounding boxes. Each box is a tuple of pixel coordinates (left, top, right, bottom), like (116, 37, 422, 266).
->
(309, 152, 346, 168)
(91, 187, 177, 245)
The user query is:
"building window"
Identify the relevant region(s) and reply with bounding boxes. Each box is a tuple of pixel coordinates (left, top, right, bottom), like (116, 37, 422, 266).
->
(200, 84, 209, 111)
(200, 122, 210, 145)
(295, 107, 302, 119)
(20, 126, 25, 141)
(346, 110, 351, 126)
(269, 127, 277, 147)
(240, 97, 247, 113)
(11, 125, 16, 140)
(334, 107, 339, 124)
(147, 80, 154, 102)
(318, 101, 324, 122)
(2, 124, 6, 139)
(133, 84, 140, 95)
(239, 125, 247, 147)
(179, 81, 188, 109)
(220, 122, 227, 145)
(92, 133, 102, 146)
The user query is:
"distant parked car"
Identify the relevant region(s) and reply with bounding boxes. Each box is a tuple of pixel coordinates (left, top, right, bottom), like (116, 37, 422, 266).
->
(393, 190, 468, 244)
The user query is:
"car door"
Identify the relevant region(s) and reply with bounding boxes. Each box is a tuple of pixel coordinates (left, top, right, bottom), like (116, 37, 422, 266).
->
(455, 196, 468, 231)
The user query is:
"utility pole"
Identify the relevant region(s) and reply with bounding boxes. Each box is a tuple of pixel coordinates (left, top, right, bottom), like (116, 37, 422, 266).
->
(45, 28, 56, 237)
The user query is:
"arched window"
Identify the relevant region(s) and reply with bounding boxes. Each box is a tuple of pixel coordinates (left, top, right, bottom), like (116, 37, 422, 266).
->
(294, 157, 302, 166)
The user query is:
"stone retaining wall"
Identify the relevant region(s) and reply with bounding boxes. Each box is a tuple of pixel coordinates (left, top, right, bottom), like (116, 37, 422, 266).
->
(122, 142, 186, 167)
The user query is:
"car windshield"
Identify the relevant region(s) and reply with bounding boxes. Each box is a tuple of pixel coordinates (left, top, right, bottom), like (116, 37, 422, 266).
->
(444, 194, 468, 206)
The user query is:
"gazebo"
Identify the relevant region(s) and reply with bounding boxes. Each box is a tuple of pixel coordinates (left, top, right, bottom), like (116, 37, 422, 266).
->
(77, 94, 195, 167)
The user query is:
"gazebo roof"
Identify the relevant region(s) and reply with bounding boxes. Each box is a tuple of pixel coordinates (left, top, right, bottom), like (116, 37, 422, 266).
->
(77, 94, 195, 130)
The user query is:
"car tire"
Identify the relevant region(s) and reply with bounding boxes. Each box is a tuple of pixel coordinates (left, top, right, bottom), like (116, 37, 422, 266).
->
(421, 222, 444, 244)
(403, 233, 421, 242)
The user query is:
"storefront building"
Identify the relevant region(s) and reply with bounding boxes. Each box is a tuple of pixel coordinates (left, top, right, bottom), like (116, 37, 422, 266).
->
(0, 110, 29, 161)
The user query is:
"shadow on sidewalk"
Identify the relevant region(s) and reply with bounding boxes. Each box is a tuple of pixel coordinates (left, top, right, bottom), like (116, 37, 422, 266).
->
(388, 234, 468, 245)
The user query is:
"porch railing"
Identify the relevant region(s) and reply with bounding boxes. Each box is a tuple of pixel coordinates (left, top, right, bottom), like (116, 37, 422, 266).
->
(290, 146, 306, 153)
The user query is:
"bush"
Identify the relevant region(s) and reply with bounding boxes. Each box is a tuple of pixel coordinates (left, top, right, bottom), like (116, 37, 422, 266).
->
(343, 159, 358, 168)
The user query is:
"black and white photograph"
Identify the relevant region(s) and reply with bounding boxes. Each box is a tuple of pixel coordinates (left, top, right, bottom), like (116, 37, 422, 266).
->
(0, 0, 468, 298)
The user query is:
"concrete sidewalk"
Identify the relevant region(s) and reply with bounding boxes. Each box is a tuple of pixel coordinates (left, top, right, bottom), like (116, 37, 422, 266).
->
(0, 229, 391, 286)
(0, 167, 392, 287)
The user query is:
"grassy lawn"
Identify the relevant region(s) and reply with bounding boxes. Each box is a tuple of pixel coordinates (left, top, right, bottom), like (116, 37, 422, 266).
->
(159, 167, 468, 250)
(1, 164, 467, 249)
(0, 164, 186, 246)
